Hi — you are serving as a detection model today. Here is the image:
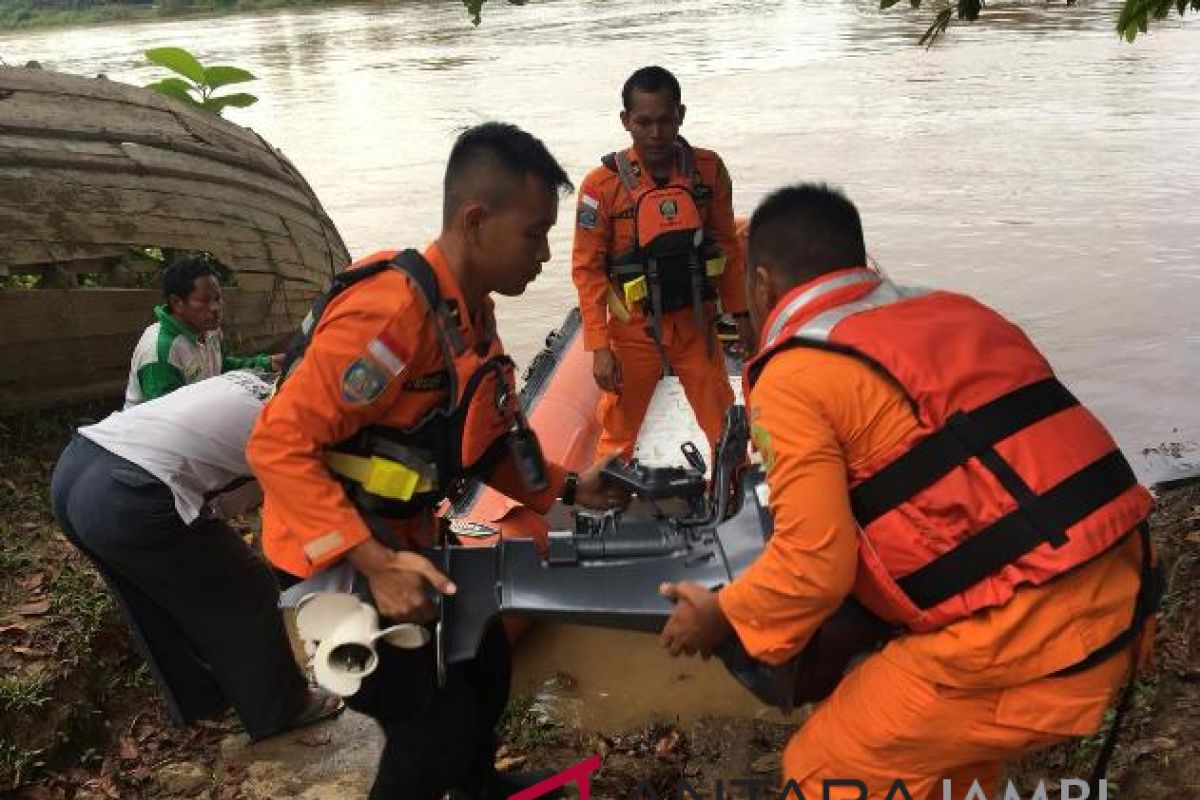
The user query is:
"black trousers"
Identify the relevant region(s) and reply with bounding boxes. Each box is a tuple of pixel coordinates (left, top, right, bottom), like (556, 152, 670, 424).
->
(345, 608, 512, 800)
(49, 434, 308, 740)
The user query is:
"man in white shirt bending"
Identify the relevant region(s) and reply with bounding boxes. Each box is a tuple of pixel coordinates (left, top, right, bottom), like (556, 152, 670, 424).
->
(50, 372, 341, 740)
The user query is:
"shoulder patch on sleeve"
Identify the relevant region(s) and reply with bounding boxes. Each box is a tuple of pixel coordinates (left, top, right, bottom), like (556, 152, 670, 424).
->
(341, 357, 390, 405)
(577, 207, 598, 230)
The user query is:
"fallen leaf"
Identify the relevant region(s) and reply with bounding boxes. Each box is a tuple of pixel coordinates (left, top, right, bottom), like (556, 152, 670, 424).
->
(495, 754, 528, 773)
(119, 737, 138, 761)
(17, 573, 45, 591)
(13, 646, 40, 656)
(1185, 530, 1200, 544)
(750, 753, 782, 774)
(295, 730, 332, 747)
(1129, 736, 1178, 761)
(16, 599, 51, 616)
(0, 624, 28, 638)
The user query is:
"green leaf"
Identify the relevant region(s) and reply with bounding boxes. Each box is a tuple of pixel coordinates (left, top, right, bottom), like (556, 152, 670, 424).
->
(203, 65, 256, 90)
(145, 47, 206, 84)
(145, 77, 199, 106)
(201, 92, 259, 114)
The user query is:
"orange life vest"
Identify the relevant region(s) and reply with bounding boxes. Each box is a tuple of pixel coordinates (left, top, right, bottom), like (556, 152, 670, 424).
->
(281, 250, 529, 524)
(604, 141, 724, 320)
(745, 267, 1154, 632)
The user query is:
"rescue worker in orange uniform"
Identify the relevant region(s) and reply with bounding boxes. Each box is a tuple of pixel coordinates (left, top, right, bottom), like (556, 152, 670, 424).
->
(571, 66, 755, 460)
(660, 185, 1159, 799)
(247, 123, 627, 800)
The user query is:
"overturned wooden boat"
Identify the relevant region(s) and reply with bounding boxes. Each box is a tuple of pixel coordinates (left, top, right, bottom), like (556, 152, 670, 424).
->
(0, 66, 349, 413)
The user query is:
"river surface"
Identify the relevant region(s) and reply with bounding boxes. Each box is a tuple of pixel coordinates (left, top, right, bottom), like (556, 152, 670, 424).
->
(4, 0, 1198, 728)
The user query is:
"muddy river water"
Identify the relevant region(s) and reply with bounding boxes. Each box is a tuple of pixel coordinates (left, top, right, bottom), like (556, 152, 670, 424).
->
(4, 0, 1198, 729)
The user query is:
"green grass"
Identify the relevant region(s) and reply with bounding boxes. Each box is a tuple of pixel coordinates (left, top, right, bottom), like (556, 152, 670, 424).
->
(0, 674, 52, 715)
(48, 563, 113, 646)
(0, 741, 46, 790)
(500, 695, 564, 753)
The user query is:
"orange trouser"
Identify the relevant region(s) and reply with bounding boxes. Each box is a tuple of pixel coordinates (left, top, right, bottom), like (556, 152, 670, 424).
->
(594, 311, 734, 460)
(785, 647, 1133, 800)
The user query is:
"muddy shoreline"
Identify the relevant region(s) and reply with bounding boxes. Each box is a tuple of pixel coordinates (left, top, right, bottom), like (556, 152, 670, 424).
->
(1, 407, 1196, 798)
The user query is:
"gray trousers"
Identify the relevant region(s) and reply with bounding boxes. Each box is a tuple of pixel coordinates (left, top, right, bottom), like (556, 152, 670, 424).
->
(50, 434, 307, 739)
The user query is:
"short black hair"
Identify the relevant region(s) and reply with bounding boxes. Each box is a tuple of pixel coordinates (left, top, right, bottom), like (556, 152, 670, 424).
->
(622, 66, 682, 110)
(443, 122, 573, 226)
(162, 254, 219, 300)
(748, 184, 867, 286)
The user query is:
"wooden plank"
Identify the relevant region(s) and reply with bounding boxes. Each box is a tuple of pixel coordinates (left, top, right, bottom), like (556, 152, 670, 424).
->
(5, 233, 325, 286)
(0, 167, 347, 253)
(0, 288, 156, 344)
(0, 331, 140, 381)
(1, 122, 300, 186)
(10, 184, 292, 238)
(0, 285, 318, 346)
(0, 68, 269, 156)
(0, 143, 314, 213)
(0, 374, 127, 415)
(0, 206, 292, 247)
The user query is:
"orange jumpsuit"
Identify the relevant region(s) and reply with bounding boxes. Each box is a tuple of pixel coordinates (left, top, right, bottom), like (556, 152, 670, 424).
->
(571, 146, 745, 459)
(718, 347, 1147, 799)
(248, 242, 564, 579)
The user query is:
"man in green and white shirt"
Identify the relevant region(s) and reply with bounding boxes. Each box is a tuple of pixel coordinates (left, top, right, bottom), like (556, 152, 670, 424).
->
(125, 255, 281, 409)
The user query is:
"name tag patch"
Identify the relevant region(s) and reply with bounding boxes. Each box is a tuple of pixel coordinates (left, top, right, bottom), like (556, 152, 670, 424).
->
(403, 370, 450, 392)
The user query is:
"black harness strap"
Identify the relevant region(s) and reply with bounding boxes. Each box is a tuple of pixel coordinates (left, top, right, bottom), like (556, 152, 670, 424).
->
(851, 377, 1080, 527)
(897, 449, 1140, 610)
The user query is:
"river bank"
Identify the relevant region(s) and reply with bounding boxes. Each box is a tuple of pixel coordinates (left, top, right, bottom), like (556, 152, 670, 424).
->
(1, 400, 1196, 798)
(0, 0, 368, 33)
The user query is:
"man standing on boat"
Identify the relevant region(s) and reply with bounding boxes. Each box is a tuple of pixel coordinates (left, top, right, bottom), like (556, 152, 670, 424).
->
(659, 185, 1158, 797)
(571, 65, 754, 461)
(247, 122, 626, 800)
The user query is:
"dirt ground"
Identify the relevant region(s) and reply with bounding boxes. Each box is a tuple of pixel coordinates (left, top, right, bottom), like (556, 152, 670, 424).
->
(1, 407, 1197, 799)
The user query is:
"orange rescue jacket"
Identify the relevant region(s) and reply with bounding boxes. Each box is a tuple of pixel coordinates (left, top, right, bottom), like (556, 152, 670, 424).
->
(250, 243, 561, 578)
(744, 267, 1154, 632)
(571, 141, 745, 351)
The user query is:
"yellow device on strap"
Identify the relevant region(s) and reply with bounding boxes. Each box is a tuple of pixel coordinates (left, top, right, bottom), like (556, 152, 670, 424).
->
(325, 452, 432, 502)
(606, 285, 632, 324)
(705, 254, 727, 277)
(623, 275, 648, 306)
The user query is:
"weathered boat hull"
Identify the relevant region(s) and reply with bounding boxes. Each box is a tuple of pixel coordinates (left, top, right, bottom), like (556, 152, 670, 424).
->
(0, 66, 349, 412)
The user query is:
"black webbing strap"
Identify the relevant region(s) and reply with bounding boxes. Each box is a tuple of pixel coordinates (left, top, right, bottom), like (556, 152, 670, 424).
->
(851, 377, 1080, 527)
(279, 259, 394, 380)
(897, 449, 1139, 610)
(645, 257, 673, 376)
(1056, 522, 1161, 679)
(1053, 522, 1162, 789)
(280, 248, 460, 385)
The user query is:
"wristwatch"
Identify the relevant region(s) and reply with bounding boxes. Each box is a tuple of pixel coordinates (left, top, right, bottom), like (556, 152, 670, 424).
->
(562, 471, 579, 506)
